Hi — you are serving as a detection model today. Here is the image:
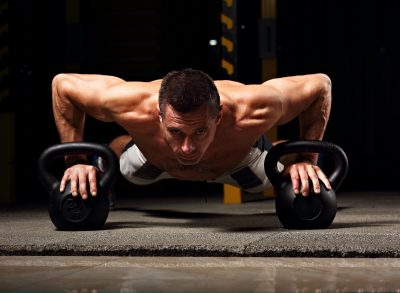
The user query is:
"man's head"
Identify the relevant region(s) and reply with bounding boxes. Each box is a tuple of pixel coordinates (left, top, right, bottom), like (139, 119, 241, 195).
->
(158, 68, 222, 165)
(159, 68, 221, 118)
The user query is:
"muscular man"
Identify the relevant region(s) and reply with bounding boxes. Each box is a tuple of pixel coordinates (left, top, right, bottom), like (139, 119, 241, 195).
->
(52, 68, 332, 201)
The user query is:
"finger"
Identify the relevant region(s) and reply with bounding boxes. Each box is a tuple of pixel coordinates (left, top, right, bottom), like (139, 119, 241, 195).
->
(307, 165, 321, 194)
(60, 172, 69, 192)
(88, 167, 98, 196)
(289, 165, 301, 194)
(297, 165, 310, 196)
(314, 166, 332, 190)
(78, 169, 88, 200)
(70, 172, 79, 197)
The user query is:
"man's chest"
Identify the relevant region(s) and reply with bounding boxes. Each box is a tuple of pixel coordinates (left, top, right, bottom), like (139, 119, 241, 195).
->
(147, 138, 257, 180)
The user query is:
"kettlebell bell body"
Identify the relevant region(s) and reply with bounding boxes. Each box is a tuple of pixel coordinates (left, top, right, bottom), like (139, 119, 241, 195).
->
(265, 140, 349, 229)
(38, 142, 118, 230)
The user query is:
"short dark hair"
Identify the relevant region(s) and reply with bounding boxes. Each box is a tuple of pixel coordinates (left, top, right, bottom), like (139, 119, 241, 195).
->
(159, 68, 220, 118)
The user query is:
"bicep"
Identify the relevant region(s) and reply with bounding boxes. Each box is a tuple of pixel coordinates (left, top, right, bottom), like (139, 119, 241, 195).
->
(262, 74, 329, 124)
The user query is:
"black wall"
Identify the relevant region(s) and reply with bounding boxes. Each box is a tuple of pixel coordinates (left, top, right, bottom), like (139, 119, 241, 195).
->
(276, 0, 400, 191)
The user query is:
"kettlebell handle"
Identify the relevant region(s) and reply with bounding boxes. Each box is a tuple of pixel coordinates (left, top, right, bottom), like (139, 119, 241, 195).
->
(37, 142, 118, 194)
(265, 140, 349, 190)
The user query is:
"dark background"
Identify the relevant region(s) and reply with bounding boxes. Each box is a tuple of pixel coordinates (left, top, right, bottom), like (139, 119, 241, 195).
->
(1, 0, 399, 203)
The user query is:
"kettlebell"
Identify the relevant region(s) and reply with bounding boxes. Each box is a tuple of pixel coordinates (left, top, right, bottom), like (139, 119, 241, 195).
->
(264, 140, 349, 229)
(37, 142, 118, 230)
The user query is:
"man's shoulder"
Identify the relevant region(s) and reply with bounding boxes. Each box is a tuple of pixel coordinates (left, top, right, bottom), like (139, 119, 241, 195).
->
(215, 80, 250, 102)
(119, 80, 161, 92)
(216, 80, 279, 102)
(105, 80, 160, 102)
(102, 80, 159, 118)
(214, 79, 246, 89)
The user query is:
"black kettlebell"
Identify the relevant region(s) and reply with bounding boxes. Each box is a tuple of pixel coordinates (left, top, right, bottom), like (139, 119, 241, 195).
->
(264, 140, 349, 229)
(37, 142, 118, 230)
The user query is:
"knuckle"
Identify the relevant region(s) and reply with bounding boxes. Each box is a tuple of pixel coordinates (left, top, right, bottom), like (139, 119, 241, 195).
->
(302, 177, 309, 183)
(88, 166, 97, 172)
(290, 173, 298, 180)
(78, 172, 87, 180)
(300, 174, 308, 181)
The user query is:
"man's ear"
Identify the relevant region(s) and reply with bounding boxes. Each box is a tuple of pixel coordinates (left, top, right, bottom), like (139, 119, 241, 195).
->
(158, 106, 163, 122)
(216, 105, 223, 124)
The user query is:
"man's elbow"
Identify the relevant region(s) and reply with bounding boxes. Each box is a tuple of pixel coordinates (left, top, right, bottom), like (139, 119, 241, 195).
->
(315, 73, 332, 97)
(52, 73, 74, 97)
(52, 73, 67, 87)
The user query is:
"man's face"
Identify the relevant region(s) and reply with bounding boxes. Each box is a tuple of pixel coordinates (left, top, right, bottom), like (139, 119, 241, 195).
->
(160, 104, 221, 165)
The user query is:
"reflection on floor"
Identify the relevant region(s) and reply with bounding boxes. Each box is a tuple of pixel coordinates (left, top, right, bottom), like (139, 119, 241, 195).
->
(1, 256, 400, 292)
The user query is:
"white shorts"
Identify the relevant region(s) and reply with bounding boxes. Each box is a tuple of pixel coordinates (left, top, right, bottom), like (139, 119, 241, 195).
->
(119, 136, 284, 193)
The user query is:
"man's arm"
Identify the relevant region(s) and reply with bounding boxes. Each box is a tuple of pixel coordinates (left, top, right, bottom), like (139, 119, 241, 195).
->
(52, 73, 127, 165)
(263, 73, 332, 162)
(264, 74, 331, 139)
(238, 73, 332, 196)
(51, 73, 125, 198)
(51, 73, 158, 198)
(267, 73, 332, 195)
(52, 74, 124, 142)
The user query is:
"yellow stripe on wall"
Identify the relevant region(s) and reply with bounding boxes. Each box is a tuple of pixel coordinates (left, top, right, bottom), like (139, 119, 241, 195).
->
(223, 0, 233, 8)
(221, 36, 234, 52)
(221, 59, 234, 75)
(221, 14, 233, 30)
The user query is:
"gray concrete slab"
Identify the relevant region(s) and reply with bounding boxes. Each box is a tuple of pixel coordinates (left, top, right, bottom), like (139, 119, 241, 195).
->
(2, 256, 400, 292)
(1, 191, 400, 257)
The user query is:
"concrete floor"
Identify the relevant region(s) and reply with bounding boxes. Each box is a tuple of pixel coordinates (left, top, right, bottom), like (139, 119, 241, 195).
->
(1, 256, 400, 292)
(1, 191, 400, 257)
(2, 191, 400, 292)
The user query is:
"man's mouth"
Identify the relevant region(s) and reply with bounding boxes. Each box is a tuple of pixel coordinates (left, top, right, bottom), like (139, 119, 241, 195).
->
(177, 154, 199, 164)
(180, 155, 197, 161)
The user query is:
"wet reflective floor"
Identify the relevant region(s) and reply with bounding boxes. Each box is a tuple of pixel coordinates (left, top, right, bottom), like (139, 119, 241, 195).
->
(1, 256, 400, 292)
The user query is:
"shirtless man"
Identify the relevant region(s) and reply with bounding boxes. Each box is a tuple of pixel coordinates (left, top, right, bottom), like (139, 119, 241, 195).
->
(52, 68, 332, 201)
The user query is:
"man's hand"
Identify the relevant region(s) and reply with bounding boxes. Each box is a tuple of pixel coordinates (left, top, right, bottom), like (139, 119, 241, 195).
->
(283, 162, 331, 196)
(60, 164, 100, 200)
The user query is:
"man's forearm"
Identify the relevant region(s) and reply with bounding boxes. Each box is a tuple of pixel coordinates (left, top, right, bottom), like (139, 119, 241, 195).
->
(52, 74, 87, 166)
(298, 75, 332, 163)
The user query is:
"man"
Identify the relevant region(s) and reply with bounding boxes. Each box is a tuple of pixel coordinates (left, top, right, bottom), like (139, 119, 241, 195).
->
(52, 68, 332, 201)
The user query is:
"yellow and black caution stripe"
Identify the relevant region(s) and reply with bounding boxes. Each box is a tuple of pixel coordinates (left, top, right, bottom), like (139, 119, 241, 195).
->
(221, 0, 237, 79)
(221, 0, 240, 203)
(223, 0, 278, 203)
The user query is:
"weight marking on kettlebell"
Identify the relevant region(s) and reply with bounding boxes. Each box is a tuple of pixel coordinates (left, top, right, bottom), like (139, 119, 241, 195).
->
(62, 197, 90, 223)
(68, 198, 83, 220)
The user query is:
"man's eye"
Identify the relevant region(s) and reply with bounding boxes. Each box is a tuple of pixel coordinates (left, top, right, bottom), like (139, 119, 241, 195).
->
(195, 129, 206, 135)
(169, 129, 182, 135)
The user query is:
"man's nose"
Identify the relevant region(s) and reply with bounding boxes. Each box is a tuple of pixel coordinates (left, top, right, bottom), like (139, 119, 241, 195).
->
(181, 137, 195, 154)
